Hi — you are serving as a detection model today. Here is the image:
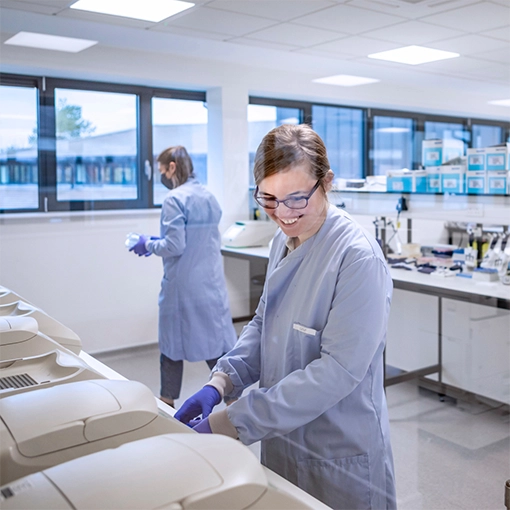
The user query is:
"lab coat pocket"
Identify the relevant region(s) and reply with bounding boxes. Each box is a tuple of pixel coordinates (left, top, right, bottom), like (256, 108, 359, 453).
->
(292, 323, 321, 367)
(297, 454, 370, 510)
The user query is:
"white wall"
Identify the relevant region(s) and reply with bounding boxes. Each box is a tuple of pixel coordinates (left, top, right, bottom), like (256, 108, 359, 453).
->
(0, 211, 161, 353)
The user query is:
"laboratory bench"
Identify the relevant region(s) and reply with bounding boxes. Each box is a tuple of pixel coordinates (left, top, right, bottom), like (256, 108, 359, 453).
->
(221, 246, 510, 407)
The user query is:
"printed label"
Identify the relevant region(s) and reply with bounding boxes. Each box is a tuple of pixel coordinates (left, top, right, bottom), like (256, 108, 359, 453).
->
(293, 323, 317, 336)
(488, 155, 504, 166)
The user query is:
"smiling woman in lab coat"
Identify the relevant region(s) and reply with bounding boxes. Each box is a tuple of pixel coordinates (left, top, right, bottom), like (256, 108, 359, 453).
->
(175, 125, 397, 509)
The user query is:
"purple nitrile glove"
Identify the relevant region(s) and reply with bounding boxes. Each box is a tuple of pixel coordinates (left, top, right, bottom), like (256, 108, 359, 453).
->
(192, 417, 212, 434)
(130, 235, 150, 257)
(174, 386, 221, 425)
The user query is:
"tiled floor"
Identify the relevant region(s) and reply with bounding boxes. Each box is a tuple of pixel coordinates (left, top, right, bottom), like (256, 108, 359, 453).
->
(95, 342, 510, 510)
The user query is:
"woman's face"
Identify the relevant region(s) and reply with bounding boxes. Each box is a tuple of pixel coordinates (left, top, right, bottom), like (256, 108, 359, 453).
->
(257, 164, 329, 245)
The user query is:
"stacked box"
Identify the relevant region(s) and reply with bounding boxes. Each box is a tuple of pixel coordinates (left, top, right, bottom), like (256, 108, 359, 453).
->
(466, 147, 486, 194)
(425, 166, 442, 193)
(466, 171, 486, 194)
(387, 169, 427, 193)
(486, 145, 509, 170)
(441, 165, 465, 194)
(422, 139, 465, 167)
(467, 148, 486, 170)
(487, 171, 507, 194)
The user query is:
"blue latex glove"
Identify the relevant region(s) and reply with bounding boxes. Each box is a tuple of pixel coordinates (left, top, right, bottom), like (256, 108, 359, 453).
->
(174, 386, 221, 424)
(192, 417, 212, 434)
(129, 235, 150, 256)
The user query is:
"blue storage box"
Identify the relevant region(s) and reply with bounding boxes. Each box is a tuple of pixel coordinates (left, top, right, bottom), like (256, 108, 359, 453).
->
(387, 170, 427, 193)
(441, 165, 465, 194)
(486, 145, 509, 171)
(425, 166, 442, 193)
(422, 139, 465, 167)
(466, 171, 485, 194)
(487, 170, 508, 194)
(467, 148, 486, 171)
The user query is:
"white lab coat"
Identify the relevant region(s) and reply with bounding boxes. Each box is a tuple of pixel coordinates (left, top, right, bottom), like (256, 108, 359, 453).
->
(147, 177, 236, 362)
(214, 205, 396, 509)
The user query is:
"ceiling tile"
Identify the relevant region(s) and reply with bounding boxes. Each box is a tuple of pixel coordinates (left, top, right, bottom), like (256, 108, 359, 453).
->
(420, 1, 510, 33)
(473, 47, 510, 65)
(0, 0, 62, 14)
(5, 0, 76, 7)
(161, 6, 277, 37)
(291, 4, 406, 34)
(58, 9, 156, 29)
(346, 0, 481, 20)
(462, 63, 510, 81)
(416, 55, 495, 73)
(150, 25, 228, 41)
(206, 0, 337, 22)
(427, 34, 509, 55)
(293, 47, 354, 59)
(481, 26, 510, 42)
(366, 20, 465, 45)
(308, 35, 399, 56)
(230, 37, 301, 52)
(245, 22, 345, 47)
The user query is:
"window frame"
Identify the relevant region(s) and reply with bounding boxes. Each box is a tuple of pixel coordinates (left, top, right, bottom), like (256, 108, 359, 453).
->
(0, 73, 206, 213)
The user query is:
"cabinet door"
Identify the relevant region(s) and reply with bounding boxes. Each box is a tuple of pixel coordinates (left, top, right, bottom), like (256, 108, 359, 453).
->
(386, 289, 439, 373)
(442, 298, 510, 404)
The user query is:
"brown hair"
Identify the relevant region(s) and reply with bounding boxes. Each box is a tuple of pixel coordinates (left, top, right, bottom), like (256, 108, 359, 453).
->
(253, 124, 331, 191)
(157, 146, 194, 187)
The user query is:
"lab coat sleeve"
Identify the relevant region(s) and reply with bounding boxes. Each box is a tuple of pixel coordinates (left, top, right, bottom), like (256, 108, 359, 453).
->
(227, 255, 392, 445)
(147, 196, 186, 257)
(212, 294, 265, 398)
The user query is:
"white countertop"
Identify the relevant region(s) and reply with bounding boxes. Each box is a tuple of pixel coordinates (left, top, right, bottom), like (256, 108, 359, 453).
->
(221, 245, 510, 302)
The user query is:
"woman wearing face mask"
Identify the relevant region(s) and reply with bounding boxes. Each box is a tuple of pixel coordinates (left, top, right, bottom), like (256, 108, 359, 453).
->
(175, 126, 396, 509)
(129, 145, 236, 408)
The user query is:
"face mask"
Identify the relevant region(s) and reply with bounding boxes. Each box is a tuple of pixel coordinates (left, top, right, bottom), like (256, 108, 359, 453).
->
(161, 174, 175, 190)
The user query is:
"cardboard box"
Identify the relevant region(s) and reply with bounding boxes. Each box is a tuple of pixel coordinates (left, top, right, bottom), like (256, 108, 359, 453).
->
(387, 169, 427, 193)
(466, 170, 486, 194)
(466, 148, 486, 171)
(422, 139, 465, 167)
(425, 166, 442, 193)
(441, 165, 465, 194)
(486, 144, 509, 171)
(487, 170, 508, 194)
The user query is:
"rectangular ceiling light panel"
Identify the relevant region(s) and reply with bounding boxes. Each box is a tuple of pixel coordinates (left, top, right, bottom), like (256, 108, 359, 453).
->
(4, 31, 97, 52)
(488, 99, 510, 107)
(313, 74, 380, 87)
(70, 0, 194, 22)
(368, 45, 460, 65)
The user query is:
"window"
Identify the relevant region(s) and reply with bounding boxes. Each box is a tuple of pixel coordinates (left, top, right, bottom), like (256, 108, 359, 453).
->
(152, 98, 208, 205)
(424, 120, 469, 153)
(0, 73, 207, 212)
(371, 116, 414, 175)
(0, 84, 39, 210)
(472, 124, 503, 148)
(55, 88, 138, 203)
(247, 103, 303, 188)
(312, 105, 364, 180)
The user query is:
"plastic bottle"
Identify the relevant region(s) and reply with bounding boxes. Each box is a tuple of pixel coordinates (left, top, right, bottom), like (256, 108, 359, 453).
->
(125, 232, 140, 249)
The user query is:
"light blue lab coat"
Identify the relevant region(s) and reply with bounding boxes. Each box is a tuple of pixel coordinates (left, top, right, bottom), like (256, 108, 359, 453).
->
(214, 204, 396, 509)
(147, 177, 236, 362)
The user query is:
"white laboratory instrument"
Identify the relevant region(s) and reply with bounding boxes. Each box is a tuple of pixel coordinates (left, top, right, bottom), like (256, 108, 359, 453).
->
(0, 301, 81, 354)
(0, 379, 190, 485)
(0, 433, 326, 510)
(0, 317, 74, 362)
(222, 220, 277, 248)
(0, 350, 104, 398)
(0, 287, 34, 307)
